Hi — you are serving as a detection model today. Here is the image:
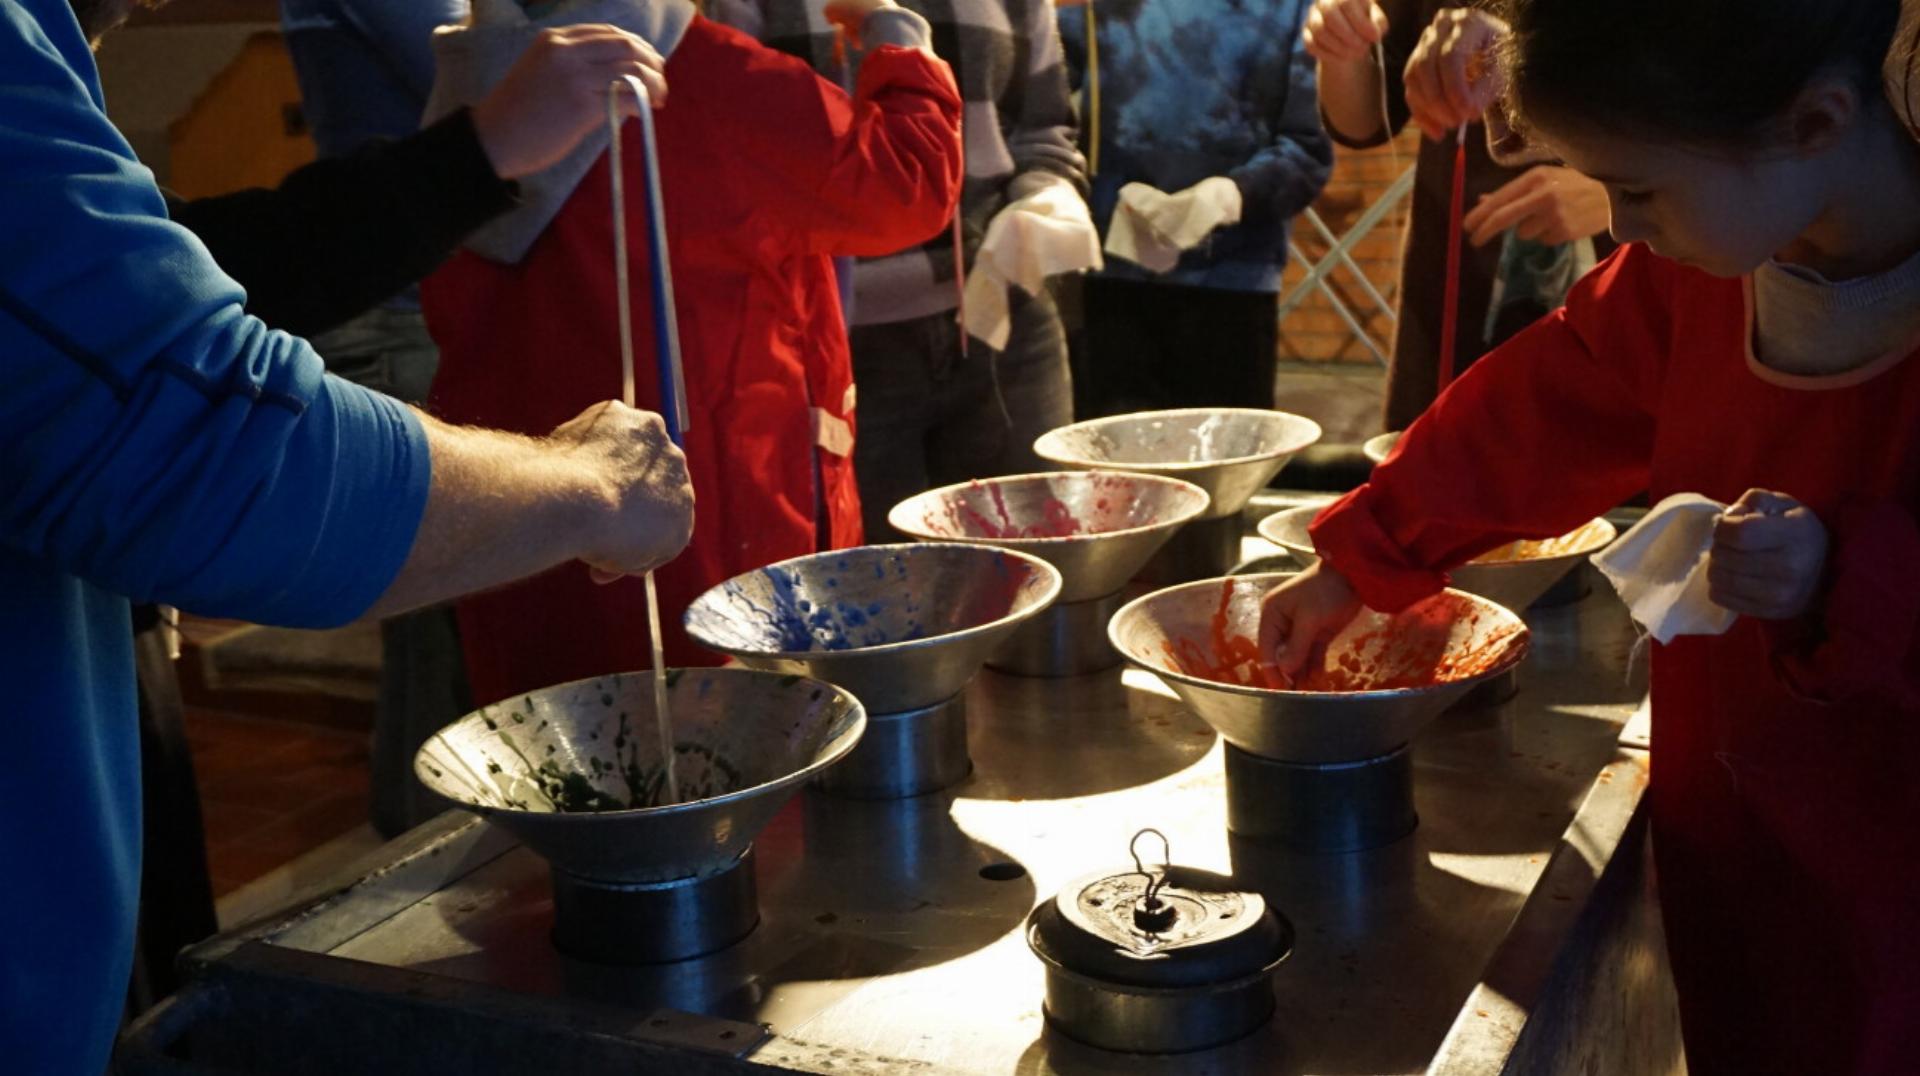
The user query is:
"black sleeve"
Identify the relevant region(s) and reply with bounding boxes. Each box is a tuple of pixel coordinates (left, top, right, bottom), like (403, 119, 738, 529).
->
(169, 108, 520, 338)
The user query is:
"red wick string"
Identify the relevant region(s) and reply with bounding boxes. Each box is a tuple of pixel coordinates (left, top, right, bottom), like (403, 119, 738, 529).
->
(1437, 123, 1468, 393)
(952, 207, 968, 358)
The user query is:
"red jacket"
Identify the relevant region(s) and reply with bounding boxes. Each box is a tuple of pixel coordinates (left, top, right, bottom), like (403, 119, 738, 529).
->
(423, 18, 962, 703)
(1314, 245, 1920, 1075)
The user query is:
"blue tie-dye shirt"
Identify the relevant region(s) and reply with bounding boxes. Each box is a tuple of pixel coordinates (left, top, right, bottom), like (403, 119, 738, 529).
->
(1059, 0, 1332, 292)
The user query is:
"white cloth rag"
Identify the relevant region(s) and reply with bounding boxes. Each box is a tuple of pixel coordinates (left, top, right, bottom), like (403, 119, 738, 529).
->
(961, 178, 1102, 349)
(1104, 176, 1243, 274)
(1590, 493, 1738, 645)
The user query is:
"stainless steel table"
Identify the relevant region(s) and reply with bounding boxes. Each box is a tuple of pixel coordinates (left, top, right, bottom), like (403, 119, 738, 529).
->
(122, 567, 1682, 1076)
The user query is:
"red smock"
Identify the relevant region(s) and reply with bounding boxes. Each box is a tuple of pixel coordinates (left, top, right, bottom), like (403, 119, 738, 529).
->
(423, 18, 962, 703)
(1312, 244, 1920, 1075)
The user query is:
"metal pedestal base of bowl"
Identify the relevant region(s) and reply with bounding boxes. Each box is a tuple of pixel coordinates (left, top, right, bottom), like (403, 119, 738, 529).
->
(1039, 959, 1279, 1055)
(550, 849, 758, 964)
(1532, 568, 1592, 608)
(1137, 515, 1243, 585)
(816, 694, 970, 800)
(1455, 667, 1522, 711)
(989, 591, 1127, 678)
(1224, 744, 1417, 854)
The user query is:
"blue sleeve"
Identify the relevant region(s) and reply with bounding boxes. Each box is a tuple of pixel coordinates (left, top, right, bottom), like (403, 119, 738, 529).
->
(1228, 28, 1334, 224)
(0, 0, 430, 628)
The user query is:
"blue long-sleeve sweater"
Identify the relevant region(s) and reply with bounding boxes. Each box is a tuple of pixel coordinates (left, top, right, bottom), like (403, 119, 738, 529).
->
(1058, 0, 1333, 293)
(0, 2, 431, 1071)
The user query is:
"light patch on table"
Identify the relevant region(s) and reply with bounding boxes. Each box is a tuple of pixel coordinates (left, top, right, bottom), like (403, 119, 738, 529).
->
(1430, 851, 1536, 896)
(1119, 664, 1181, 700)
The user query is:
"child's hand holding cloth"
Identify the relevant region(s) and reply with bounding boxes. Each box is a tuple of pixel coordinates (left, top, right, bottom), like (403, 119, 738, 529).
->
(961, 176, 1101, 349)
(1592, 489, 1829, 645)
(1104, 176, 1242, 274)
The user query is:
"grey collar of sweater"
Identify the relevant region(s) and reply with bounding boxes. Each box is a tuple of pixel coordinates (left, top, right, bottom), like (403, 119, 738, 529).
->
(427, 0, 697, 265)
(1752, 245, 1920, 377)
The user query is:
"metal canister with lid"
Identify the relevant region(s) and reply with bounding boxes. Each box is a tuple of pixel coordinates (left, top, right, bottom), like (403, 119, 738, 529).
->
(1025, 830, 1294, 1054)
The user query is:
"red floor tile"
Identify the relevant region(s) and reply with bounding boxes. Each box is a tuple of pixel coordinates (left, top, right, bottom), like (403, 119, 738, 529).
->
(230, 794, 370, 862)
(198, 770, 334, 815)
(197, 802, 280, 848)
(204, 841, 304, 892)
(183, 705, 374, 898)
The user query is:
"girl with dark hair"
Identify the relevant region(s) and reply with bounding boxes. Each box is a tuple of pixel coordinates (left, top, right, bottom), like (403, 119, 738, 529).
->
(1263, 1, 1920, 1071)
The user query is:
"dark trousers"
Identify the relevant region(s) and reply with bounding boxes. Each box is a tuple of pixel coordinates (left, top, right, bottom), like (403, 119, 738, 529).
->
(310, 308, 469, 837)
(850, 290, 1073, 542)
(1075, 277, 1278, 418)
(131, 614, 215, 1011)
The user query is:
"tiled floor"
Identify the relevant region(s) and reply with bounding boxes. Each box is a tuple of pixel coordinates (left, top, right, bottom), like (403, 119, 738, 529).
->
(184, 705, 374, 897)
(170, 623, 383, 900)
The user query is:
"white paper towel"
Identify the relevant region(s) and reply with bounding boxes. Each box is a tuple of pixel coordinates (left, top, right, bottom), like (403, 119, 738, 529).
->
(1104, 176, 1243, 273)
(1590, 493, 1738, 645)
(961, 178, 1102, 349)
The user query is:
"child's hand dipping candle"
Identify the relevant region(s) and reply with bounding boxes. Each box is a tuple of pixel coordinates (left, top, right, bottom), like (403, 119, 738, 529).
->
(1258, 562, 1362, 688)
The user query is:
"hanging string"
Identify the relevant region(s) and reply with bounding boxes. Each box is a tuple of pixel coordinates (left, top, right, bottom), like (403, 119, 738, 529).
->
(608, 74, 687, 807)
(1085, 0, 1101, 176)
(1436, 122, 1468, 392)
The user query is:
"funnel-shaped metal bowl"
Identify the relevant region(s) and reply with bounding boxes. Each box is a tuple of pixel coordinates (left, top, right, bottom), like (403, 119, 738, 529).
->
(1034, 408, 1322, 521)
(415, 668, 865, 883)
(684, 543, 1063, 713)
(887, 471, 1210, 603)
(1257, 507, 1618, 613)
(1109, 575, 1530, 763)
(1362, 431, 1401, 466)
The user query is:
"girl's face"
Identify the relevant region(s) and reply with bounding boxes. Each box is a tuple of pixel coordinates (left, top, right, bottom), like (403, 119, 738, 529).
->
(1536, 121, 1834, 278)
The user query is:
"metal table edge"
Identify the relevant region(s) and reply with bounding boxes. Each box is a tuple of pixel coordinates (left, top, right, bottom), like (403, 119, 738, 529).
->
(1426, 734, 1654, 1074)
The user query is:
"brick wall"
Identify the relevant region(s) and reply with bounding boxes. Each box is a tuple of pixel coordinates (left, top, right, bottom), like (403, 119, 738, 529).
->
(1278, 129, 1421, 366)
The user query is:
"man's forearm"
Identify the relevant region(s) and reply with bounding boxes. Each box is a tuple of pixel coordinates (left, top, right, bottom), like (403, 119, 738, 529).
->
(1318, 56, 1390, 146)
(362, 412, 606, 618)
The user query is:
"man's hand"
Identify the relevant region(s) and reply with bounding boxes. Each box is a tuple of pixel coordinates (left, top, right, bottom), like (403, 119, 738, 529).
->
(364, 400, 695, 619)
(469, 25, 668, 181)
(1462, 165, 1611, 247)
(1258, 562, 1364, 686)
(1403, 7, 1506, 140)
(1303, 0, 1389, 64)
(549, 401, 695, 583)
(1708, 490, 1829, 621)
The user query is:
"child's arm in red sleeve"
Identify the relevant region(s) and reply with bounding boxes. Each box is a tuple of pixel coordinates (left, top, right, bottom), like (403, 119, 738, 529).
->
(669, 17, 962, 257)
(1764, 499, 1920, 707)
(1311, 245, 1673, 612)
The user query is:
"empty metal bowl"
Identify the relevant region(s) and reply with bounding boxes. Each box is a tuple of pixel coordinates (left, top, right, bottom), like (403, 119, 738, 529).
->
(887, 471, 1210, 603)
(1362, 431, 1400, 466)
(683, 543, 1062, 714)
(1034, 409, 1323, 522)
